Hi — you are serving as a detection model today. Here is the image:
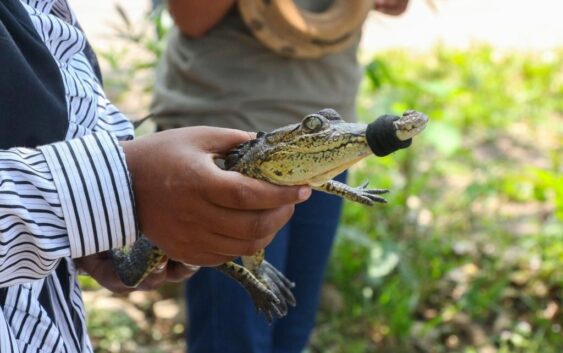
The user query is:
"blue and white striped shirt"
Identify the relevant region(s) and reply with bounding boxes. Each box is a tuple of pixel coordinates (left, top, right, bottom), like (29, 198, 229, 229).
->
(1, 1, 138, 351)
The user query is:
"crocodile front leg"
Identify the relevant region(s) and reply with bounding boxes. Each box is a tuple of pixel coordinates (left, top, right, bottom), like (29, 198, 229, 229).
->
(112, 236, 165, 287)
(314, 180, 389, 206)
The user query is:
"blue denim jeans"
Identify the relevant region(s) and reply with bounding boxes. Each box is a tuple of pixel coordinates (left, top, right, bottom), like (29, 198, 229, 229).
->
(185, 172, 346, 353)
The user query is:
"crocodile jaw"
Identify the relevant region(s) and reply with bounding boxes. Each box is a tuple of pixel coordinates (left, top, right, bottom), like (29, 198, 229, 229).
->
(307, 155, 368, 186)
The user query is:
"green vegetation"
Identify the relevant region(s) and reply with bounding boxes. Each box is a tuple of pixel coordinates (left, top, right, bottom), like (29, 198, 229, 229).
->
(89, 9, 562, 352)
(313, 47, 562, 353)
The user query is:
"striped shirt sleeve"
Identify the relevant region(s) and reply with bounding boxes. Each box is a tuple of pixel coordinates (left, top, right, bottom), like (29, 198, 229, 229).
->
(0, 131, 137, 287)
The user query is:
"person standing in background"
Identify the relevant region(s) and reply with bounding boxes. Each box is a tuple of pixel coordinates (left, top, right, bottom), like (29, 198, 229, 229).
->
(151, 1, 410, 352)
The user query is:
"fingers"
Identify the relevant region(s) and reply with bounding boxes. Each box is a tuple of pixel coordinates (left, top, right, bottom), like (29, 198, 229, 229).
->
(174, 251, 235, 267)
(166, 262, 200, 282)
(204, 169, 311, 210)
(132, 261, 200, 290)
(188, 229, 275, 258)
(136, 268, 168, 291)
(75, 253, 135, 294)
(188, 201, 295, 240)
(191, 126, 255, 154)
(161, 202, 292, 264)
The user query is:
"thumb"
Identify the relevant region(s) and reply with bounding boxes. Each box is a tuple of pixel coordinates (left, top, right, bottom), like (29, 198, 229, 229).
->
(194, 126, 256, 154)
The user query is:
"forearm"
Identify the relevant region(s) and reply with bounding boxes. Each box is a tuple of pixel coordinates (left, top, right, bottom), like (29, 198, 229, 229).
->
(0, 132, 137, 287)
(168, 0, 236, 37)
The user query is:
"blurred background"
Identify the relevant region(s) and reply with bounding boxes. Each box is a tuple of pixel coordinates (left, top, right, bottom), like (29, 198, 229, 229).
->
(76, 1, 562, 352)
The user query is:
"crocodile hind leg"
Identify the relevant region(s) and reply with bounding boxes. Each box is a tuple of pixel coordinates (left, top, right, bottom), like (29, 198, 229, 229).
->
(242, 250, 296, 313)
(314, 180, 389, 206)
(215, 258, 295, 323)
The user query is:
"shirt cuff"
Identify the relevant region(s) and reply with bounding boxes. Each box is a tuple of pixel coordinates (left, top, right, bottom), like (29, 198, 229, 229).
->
(39, 132, 138, 258)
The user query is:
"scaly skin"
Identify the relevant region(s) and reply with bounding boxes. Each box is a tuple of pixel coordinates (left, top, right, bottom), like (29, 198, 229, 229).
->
(112, 108, 428, 321)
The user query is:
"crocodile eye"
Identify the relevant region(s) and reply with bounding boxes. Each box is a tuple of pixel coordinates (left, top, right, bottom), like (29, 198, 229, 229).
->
(302, 114, 324, 132)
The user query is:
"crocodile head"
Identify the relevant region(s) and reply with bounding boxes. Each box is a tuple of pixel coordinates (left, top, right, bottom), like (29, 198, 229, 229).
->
(224, 109, 428, 187)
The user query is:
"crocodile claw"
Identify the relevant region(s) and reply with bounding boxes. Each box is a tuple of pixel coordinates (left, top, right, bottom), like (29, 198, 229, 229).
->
(246, 279, 283, 323)
(216, 260, 296, 323)
(355, 181, 389, 205)
(254, 261, 296, 323)
(259, 261, 296, 319)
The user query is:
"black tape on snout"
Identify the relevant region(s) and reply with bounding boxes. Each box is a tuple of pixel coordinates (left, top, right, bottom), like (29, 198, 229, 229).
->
(366, 115, 412, 157)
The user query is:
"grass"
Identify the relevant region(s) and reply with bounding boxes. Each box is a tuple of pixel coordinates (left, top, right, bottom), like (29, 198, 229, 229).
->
(312, 46, 562, 353)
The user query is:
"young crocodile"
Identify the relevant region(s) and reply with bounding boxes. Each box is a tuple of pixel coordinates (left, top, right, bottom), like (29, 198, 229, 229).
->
(111, 109, 428, 322)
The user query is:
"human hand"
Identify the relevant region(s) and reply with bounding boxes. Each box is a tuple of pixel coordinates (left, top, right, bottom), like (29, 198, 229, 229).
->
(75, 252, 200, 293)
(374, 0, 409, 16)
(121, 127, 311, 267)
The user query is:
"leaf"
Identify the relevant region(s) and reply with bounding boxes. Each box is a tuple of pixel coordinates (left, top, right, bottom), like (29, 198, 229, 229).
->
(367, 242, 400, 280)
(423, 121, 462, 155)
(365, 58, 394, 90)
